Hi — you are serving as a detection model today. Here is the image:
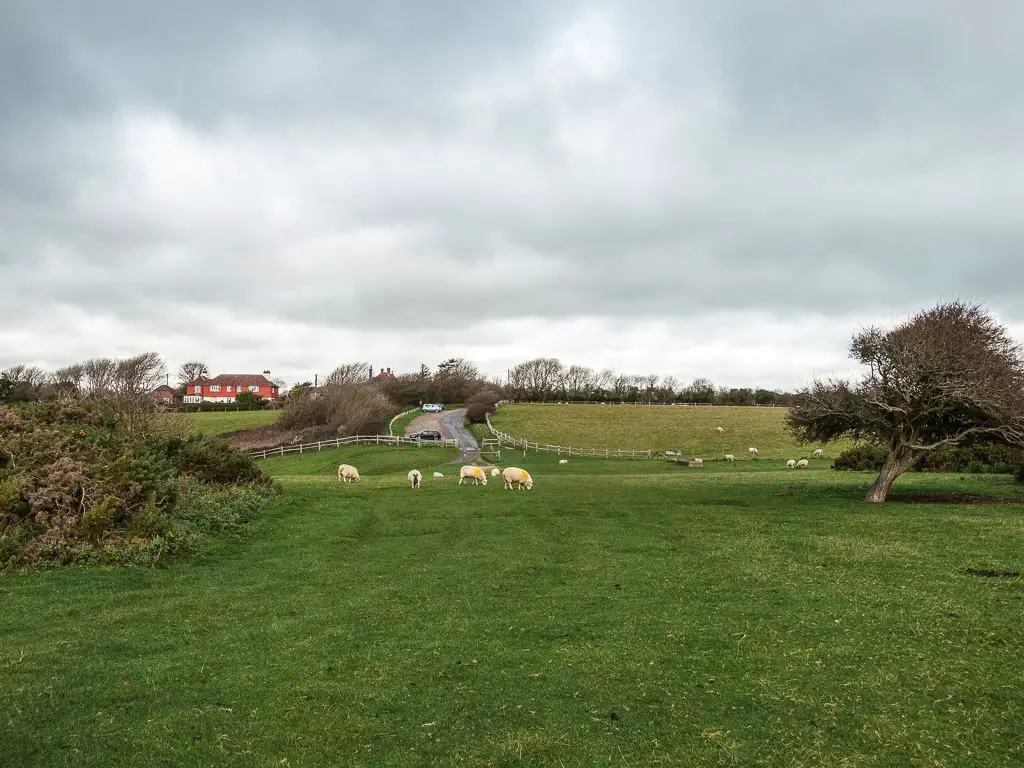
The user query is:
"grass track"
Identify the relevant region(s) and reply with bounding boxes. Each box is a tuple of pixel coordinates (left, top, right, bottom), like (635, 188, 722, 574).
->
(3, 447, 1023, 766)
(491, 404, 857, 459)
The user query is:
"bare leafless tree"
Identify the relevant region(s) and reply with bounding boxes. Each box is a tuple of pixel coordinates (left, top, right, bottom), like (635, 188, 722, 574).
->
(177, 361, 210, 386)
(561, 365, 595, 400)
(80, 358, 119, 395)
(1, 364, 47, 388)
(642, 374, 659, 399)
(51, 364, 84, 390)
(788, 302, 1024, 502)
(324, 362, 371, 386)
(114, 352, 166, 395)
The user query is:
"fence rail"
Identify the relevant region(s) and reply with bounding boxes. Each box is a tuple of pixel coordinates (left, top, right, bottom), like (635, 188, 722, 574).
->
(484, 416, 652, 460)
(498, 400, 779, 407)
(249, 434, 459, 460)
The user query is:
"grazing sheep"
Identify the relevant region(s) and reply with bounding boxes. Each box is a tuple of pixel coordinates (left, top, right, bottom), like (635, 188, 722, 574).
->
(689, 458, 704, 467)
(337, 463, 360, 483)
(408, 469, 422, 489)
(716, 426, 725, 433)
(490, 467, 501, 477)
(813, 449, 824, 458)
(459, 465, 488, 486)
(724, 454, 735, 462)
(796, 459, 809, 468)
(433, 471, 444, 478)
(502, 466, 534, 490)
(748, 447, 759, 457)
(786, 459, 796, 469)
(558, 459, 568, 464)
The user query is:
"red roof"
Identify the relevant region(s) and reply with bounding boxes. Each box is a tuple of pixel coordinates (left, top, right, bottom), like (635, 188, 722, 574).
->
(151, 385, 176, 394)
(188, 374, 276, 388)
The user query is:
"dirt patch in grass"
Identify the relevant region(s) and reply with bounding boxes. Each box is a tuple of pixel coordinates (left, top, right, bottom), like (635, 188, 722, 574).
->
(886, 492, 1024, 505)
(964, 568, 1020, 578)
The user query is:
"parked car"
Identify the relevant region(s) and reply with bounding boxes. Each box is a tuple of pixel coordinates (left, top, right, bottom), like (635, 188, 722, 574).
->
(421, 403, 444, 412)
(409, 429, 442, 441)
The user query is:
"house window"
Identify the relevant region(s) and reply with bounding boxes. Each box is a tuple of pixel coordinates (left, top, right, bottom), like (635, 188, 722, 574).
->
(226, 386, 232, 392)
(193, 386, 201, 393)
(248, 385, 260, 393)
(210, 385, 221, 392)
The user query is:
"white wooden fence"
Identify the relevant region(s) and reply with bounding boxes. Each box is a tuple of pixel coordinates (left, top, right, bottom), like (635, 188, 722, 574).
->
(249, 433, 458, 460)
(484, 415, 652, 460)
(499, 400, 779, 407)
(388, 407, 419, 436)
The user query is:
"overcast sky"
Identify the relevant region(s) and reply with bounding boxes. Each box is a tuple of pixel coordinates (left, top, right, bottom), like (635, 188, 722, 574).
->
(3, 1, 1023, 390)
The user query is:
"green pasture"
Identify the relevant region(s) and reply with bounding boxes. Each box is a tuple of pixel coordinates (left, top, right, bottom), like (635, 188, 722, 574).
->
(3, 446, 1023, 766)
(173, 409, 281, 437)
(490, 404, 856, 459)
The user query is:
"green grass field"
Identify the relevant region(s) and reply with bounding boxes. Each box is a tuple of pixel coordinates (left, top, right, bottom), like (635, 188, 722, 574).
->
(3, 445, 1023, 766)
(389, 408, 421, 436)
(176, 409, 281, 436)
(491, 404, 857, 460)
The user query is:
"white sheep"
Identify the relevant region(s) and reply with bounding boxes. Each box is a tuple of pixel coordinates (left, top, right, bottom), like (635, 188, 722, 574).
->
(716, 426, 725, 433)
(558, 459, 568, 464)
(724, 454, 735, 462)
(408, 469, 422, 489)
(459, 465, 488, 486)
(813, 449, 824, 458)
(689, 458, 704, 467)
(502, 466, 533, 490)
(433, 471, 444, 478)
(337, 463, 360, 483)
(748, 447, 759, 457)
(786, 459, 796, 469)
(490, 467, 501, 477)
(796, 459, 809, 468)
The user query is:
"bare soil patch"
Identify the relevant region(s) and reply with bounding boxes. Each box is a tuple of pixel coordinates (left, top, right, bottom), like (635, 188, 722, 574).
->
(403, 411, 447, 437)
(885, 492, 1024, 505)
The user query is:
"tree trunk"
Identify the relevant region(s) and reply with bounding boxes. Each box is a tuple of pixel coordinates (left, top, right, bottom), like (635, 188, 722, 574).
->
(864, 447, 916, 502)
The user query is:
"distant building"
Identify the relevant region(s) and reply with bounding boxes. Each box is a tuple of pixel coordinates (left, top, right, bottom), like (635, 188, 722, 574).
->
(375, 367, 396, 380)
(183, 374, 280, 404)
(149, 385, 176, 404)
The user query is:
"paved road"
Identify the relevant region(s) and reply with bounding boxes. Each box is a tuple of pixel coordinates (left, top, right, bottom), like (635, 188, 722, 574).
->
(441, 408, 481, 462)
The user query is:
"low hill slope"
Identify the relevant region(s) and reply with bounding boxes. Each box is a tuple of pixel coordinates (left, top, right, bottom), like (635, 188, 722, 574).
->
(489, 404, 854, 460)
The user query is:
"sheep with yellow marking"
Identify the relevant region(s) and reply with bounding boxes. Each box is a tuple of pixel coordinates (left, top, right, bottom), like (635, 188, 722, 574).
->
(502, 466, 534, 490)
(458, 465, 488, 486)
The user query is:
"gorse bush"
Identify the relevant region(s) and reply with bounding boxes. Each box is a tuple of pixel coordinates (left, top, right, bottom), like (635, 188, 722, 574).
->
(0, 401, 273, 569)
(832, 441, 1021, 474)
(832, 444, 888, 471)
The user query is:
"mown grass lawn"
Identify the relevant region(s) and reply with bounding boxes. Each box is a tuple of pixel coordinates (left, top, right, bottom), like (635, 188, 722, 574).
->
(175, 409, 281, 437)
(3, 448, 1023, 766)
(491, 403, 858, 460)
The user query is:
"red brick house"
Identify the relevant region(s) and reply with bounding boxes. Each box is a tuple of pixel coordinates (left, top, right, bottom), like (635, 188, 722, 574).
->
(375, 367, 396, 380)
(149, 385, 177, 404)
(183, 374, 280, 404)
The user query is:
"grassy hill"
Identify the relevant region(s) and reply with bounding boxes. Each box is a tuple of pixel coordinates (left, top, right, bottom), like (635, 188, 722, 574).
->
(489, 403, 856, 460)
(4, 446, 1023, 765)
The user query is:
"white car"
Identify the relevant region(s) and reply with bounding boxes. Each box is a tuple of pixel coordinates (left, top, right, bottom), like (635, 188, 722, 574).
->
(421, 403, 444, 413)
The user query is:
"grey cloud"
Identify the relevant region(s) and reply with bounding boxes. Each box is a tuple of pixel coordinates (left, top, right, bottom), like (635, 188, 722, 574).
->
(2, 0, 1024, 370)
